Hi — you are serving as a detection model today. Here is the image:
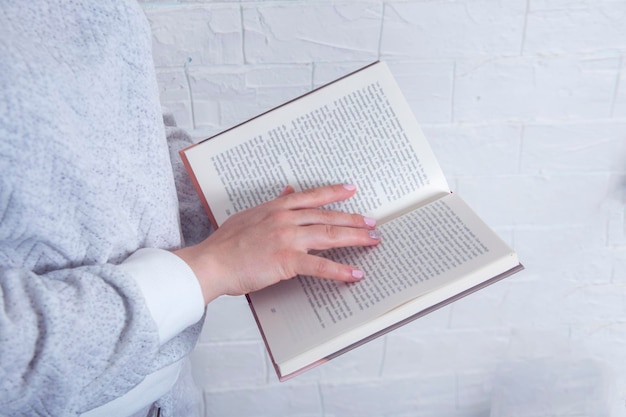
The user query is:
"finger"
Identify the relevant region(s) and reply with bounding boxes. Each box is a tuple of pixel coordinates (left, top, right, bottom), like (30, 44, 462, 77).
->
(281, 183, 357, 210)
(293, 253, 366, 283)
(278, 184, 296, 197)
(297, 224, 382, 251)
(288, 208, 377, 229)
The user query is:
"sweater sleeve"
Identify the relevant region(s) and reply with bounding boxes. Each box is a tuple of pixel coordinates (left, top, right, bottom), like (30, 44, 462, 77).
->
(0, 252, 204, 416)
(0, 265, 144, 415)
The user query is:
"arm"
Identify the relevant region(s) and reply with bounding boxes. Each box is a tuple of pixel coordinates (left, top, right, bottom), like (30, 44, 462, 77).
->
(0, 254, 204, 415)
(161, 115, 381, 303)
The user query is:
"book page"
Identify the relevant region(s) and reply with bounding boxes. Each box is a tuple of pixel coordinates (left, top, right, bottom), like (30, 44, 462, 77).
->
(249, 193, 519, 369)
(183, 62, 450, 226)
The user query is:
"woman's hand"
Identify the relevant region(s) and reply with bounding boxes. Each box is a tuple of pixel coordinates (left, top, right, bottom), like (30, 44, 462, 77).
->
(174, 184, 381, 304)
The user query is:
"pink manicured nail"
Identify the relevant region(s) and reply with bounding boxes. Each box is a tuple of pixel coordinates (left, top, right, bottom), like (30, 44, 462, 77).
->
(351, 269, 364, 280)
(364, 217, 376, 227)
(343, 184, 356, 191)
(368, 230, 382, 240)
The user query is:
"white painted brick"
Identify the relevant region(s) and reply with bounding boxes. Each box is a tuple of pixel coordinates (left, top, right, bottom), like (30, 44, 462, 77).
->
(155, 69, 193, 128)
(155, 69, 189, 102)
(186, 68, 249, 131)
(513, 225, 612, 285)
(219, 84, 312, 127)
(456, 370, 493, 412)
(456, 173, 613, 228)
(454, 57, 619, 122)
(561, 283, 626, 323)
(612, 248, 626, 282)
(179, 0, 239, 3)
(313, 61, 377, 88)
(245, 65, 312, 88)
(189, 341, 267, 389)
(564, 246, 617, 284)
(144, 5, 242, 67)
(242, 2, 381, 64)
(506, 328, 577, 358)
(386, 61, 455, 124)
(314, 58, 454, 122)
(447, 279, 515, 329)
(521, 121, 626, 174)
(524, 1, 626, 55)
(204, 383, 322, 417)
(383, 328, 510, 377)
(398, 297, 453, 331)
(188, 66, 312, 130)
(423, 123, 522, 177)
(190, 99, 220, 133)
(198, 295, 259, 343)
(320, 375, 457, 417)
(495, 276, 577, 328)
(187, 67, 248, 100)
(569, 322, 626, 376)
(380, 0, 526, 60)
(605, 176, 626, 247)
(297, 336, 385, 383)
(615, 60, 626, 118)
(233, 335, 387, 386)
(489, 358, 615, 417)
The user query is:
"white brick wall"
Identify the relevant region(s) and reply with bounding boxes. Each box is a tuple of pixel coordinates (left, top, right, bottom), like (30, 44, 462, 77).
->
(140, 1, 626, 416)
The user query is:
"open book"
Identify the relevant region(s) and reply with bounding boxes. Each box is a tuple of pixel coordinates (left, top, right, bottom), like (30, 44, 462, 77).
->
(180, 61, 523, 381)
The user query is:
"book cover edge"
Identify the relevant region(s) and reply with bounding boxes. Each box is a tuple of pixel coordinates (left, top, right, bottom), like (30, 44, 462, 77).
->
(179, 148, 219, 229)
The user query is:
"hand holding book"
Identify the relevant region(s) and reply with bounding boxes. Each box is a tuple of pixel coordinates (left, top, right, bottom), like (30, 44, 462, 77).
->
(174, 183, 381, 304)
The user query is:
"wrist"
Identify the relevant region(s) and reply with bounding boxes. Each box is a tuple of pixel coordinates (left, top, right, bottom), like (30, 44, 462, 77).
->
(173, 245, 223, 305)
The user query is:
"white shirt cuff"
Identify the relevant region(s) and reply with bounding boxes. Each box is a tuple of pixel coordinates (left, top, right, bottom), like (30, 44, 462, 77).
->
(119, 248, 205, 345)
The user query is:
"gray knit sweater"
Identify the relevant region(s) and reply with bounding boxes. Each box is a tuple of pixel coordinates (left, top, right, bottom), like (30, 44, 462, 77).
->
(0, 1, 211, 415)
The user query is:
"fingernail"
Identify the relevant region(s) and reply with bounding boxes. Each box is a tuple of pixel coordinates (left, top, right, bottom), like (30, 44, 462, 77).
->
(351, 269, 364, 280)
(364, 217, 376, 227)
(343, 184, 356, 191)
(368, 230, 382, 240)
